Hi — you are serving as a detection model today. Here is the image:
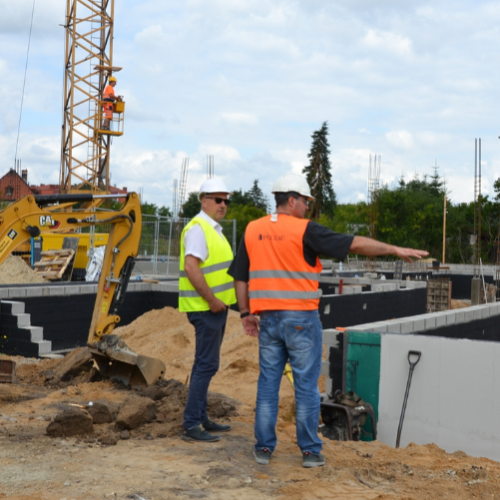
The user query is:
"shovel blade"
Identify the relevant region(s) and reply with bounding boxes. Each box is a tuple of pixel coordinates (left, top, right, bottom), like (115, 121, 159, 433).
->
(91, 349, 166, 387)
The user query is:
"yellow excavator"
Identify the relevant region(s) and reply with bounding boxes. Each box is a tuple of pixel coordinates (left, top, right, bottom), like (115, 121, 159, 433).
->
(0, 192, 165, 387)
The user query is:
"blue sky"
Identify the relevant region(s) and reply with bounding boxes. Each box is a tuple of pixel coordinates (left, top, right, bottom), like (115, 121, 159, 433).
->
(1, 0, 500, 209)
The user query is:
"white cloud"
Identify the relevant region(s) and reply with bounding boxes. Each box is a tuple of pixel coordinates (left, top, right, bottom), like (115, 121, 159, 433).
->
(385, 131, 414, 150)
(220, 113, 259, 126)
(363, 29, 413, 57)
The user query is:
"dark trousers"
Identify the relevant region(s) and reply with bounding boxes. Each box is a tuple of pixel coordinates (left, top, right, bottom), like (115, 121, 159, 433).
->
(183, 309, 228, 430)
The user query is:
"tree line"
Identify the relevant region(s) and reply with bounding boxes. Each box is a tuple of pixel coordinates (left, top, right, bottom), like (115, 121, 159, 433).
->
(138, 121, 500, 264)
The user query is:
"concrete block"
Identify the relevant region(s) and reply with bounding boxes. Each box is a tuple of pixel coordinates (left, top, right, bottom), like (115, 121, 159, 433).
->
(434, 312, 447, 328)
(79, 284, 97, 294)
(25, 287, 44, 298)
(49, 287, 65, 296)
(481, 306, 490, 319)
(386, 322, 401, 334)
(15, 314, 31, 327)
(1, 301, 25, 314)
(400, 321, 415, 334)
(412, 317, 426, 333)
(455, 311, 465, 324)
(21, 326, 43, 341)
(464, 309, 474, 323)
(0, 288, 10, 299)
(320, 361, 329, 377)
(35, 340, 52, 355)
(8, 288, 26, 298)
(323, 329, 340, 346)
(445, 313, 456, 326)
(473, 308, 482, 321)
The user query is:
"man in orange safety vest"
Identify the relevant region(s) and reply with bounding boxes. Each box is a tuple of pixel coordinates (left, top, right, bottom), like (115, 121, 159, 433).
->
(102, 76, 118, 130)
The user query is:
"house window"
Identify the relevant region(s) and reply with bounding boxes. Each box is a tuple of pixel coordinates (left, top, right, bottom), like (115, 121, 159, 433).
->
(5, 186, 13, 197)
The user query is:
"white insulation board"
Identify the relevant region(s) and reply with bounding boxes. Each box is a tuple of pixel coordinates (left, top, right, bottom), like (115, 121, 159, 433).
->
(378, 334, 500, 461)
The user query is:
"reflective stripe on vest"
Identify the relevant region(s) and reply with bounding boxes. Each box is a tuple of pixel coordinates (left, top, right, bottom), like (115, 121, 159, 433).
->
(178, 216, 236, 312)
(179, 259, 233, 278)
(245, 214, 322, 314)
(179, 281, 235, 298)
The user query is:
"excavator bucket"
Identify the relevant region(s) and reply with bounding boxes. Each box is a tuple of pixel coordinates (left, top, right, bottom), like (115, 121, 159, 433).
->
(90, 335, 166, 387)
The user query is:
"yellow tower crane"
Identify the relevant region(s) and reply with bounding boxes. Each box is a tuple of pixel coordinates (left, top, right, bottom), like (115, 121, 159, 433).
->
(60, 0, 126, 202)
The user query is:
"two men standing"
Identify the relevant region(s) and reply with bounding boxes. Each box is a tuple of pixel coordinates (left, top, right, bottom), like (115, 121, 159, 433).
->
(179, 173, 427, 467)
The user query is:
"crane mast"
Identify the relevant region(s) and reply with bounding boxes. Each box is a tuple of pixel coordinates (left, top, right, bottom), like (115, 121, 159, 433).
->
(60, 0, 122, 199)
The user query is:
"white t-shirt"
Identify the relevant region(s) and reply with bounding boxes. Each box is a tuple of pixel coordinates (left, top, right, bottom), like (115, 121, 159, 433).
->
(183, 211, 224, 263)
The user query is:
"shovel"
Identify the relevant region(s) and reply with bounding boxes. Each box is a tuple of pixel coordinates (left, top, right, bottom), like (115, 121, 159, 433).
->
(395, 350, 421, 448)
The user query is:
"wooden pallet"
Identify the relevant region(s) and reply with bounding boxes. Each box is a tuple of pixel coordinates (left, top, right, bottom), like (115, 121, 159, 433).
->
(33, 249, 75, 280)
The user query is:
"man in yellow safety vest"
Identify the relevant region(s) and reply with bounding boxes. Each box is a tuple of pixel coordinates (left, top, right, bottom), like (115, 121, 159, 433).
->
(179, 177, 236, 442)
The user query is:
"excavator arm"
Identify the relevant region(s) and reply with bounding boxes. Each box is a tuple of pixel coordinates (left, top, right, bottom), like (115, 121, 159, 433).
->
(0, 192, 165, 386)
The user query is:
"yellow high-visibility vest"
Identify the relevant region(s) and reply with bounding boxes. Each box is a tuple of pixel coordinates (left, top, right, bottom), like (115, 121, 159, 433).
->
(178, 216, 236, 312)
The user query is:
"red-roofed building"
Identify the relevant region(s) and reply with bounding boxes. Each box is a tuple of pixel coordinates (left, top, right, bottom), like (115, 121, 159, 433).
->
(0, 169, 34, 201)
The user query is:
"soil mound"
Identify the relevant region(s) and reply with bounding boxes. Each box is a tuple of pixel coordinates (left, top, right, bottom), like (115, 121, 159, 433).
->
(0, 255, 46, 284)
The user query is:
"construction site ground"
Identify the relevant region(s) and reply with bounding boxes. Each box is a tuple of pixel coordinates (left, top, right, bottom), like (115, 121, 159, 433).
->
(1, 307, 500, 500)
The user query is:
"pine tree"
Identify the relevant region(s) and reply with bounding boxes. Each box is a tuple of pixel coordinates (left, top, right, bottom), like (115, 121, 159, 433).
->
(246, 179, 268, 212)
(303, 122, 337, 219)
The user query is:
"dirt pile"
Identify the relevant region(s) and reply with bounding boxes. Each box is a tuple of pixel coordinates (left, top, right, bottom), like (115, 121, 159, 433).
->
(0, 255, 46, 284)
(3, 307, 500, 499)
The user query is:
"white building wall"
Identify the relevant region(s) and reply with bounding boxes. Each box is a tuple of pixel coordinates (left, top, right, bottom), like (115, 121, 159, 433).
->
(378, 334, 500, 461)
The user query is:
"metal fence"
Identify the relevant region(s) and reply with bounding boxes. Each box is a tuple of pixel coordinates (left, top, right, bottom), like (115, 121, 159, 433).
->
(138, 215, 237, 275)
(74, 212, 236, 277)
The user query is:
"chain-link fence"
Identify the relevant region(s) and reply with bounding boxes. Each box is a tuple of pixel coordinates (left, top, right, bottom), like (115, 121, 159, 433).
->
(138, 215, 237, 276)
(74, 212, 236, 277)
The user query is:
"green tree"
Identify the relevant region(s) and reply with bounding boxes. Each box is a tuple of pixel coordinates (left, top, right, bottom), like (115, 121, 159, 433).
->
(181, 192, 201, 219)
(226, 203, 267, 246)
(303, 121, 337, 219)
(246, 180, 269, 212)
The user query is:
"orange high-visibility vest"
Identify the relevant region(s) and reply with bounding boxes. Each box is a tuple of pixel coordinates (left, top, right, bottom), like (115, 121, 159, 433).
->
(103, 85, 115, 101)
(245, 214, 322, 314)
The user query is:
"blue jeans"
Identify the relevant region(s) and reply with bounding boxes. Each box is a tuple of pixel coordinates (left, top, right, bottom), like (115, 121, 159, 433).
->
(183, 309, 228, 430)
(255, 310, 323, 455)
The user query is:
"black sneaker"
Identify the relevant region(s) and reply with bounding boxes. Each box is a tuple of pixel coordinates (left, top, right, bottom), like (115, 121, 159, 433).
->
(253, 448, 272, 465)
(181, 424, 220, 442)
(302, 451, 325, 468)
(202, 419, 231, 433)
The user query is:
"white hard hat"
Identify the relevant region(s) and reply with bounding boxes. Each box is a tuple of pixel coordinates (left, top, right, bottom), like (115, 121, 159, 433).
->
(198, 177, 231, 201)
(272, 173, 314, 201)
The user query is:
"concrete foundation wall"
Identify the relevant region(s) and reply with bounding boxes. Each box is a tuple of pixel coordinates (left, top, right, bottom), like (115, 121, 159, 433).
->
(378, 333, 500, 462)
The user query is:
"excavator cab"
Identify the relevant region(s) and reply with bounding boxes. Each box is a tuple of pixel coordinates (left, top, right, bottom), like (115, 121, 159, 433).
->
(0, 192, 165, 387)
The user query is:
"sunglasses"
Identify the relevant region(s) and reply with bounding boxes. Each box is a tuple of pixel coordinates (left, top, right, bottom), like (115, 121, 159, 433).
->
(293, 195, 309, 207)
(205, 196, 231, 206)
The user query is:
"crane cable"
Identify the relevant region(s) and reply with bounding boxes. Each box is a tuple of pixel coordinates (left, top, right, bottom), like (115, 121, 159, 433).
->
(14, 0, 37, 165)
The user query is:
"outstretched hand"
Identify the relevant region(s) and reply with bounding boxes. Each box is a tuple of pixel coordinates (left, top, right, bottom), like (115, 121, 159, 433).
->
(394, 247, 429, 263)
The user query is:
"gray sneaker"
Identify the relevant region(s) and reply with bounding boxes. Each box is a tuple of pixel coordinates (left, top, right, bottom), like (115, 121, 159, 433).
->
(181, 424, 220, 442)
(253, 448, 272, 465)
(302, 451, 325, 468)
